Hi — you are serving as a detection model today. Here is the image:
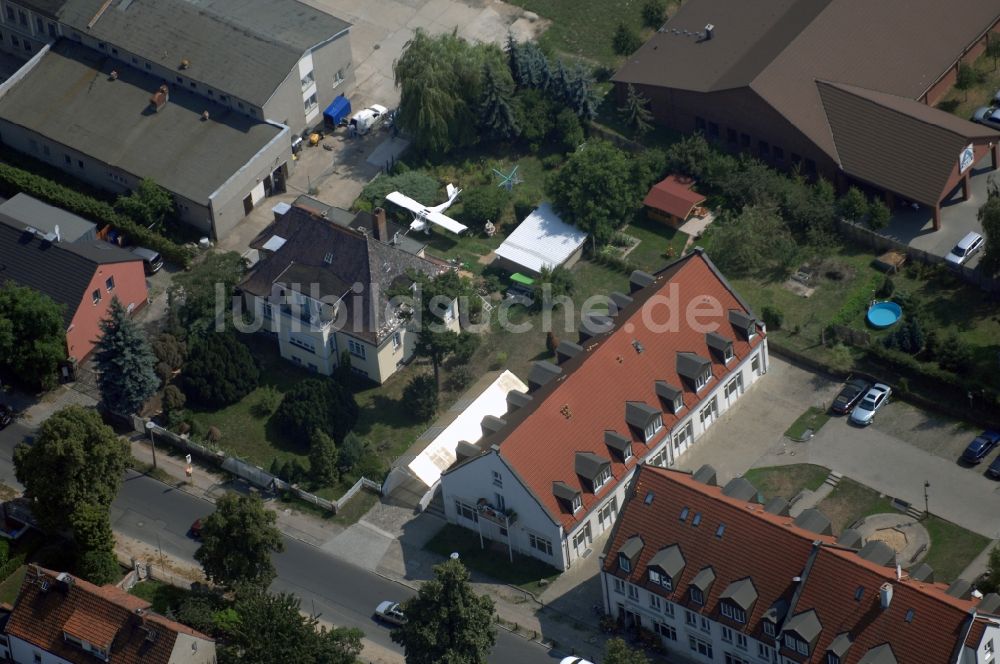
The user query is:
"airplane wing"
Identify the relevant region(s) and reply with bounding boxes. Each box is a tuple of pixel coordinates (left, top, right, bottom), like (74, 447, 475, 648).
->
(425, 210, 468, 235)
(385, 191, 425, 215)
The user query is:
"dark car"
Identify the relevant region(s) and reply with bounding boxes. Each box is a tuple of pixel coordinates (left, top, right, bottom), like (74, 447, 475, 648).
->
(987, 454, 1000, 479)
(189, 518, 203, 539)
(0, 404, 13, 429)
(831, 377, 872, 415)
(961, 430, 1000, 464)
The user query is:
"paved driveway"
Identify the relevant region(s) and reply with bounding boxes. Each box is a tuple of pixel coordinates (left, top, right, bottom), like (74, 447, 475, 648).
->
(677, 355, 1000, 538)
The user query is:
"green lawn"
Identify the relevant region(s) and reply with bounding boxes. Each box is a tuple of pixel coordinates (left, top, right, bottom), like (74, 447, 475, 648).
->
(920, 515, 991, 584)
(784, 407, 831, 441)
(505, 0, 679, 65)
(743, 464, 830, 503)
(0, 565, 26, 605)
(129, 579, 191, 615)
(622, 214, 690, 274)
(936, 50, 1000, 119)
(425, 524, 560, 594)
(332, 490, 380, 527)
(816, 478, 897, 535)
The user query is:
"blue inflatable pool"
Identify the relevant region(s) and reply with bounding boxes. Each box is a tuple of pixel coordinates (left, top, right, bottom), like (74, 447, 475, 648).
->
(867, 301, 902, 329)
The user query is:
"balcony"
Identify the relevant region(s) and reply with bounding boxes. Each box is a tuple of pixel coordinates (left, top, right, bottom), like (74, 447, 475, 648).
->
(476, 498, 517, 526)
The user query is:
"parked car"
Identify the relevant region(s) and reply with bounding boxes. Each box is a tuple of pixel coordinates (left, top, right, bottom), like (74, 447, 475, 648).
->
(374, 601, 406, 626)
(973, 106, 1000, 131)
(831, 377, 872, 415)
(0, 404, 13, 429)
(987, 453, 1000, 479)
(560, 658, 596, 664)
(189, 518, 203, 539)
(945, 231, 984, 267)
(130, 246, 164, 274)
(961, 430, 1000, 465)
(849, 383, 891, 426)
(349, 104, 389, 135)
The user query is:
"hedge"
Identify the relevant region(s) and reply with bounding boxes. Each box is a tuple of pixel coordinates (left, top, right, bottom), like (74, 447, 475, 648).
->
(0, 162, 193, 267)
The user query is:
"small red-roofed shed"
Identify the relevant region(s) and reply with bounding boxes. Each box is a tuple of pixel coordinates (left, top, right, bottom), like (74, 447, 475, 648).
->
(643, 175, 707, 227)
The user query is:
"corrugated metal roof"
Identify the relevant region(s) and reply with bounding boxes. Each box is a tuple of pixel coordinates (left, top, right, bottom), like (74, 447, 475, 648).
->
(495, 202, 588, 274)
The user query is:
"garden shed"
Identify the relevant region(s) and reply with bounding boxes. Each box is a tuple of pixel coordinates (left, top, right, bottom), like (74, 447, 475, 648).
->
(494, 202, 588, 277)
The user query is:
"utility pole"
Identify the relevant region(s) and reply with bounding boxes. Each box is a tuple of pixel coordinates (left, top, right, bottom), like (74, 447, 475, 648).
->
(923, 481, 930, 517)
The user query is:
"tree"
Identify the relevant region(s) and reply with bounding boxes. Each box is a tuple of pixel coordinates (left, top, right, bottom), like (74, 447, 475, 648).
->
(337, 432, 367, 473)
(978, 178, 1000, 276)
(702, 205, 798, 277)
(183, 332, 259, 408)
(836, 187, 868, 222)
(505, 32, 524, 85)
(221, 588, 362, 664)
(987, 38, 1000, 71)
(273, 377, 359, 445)
(151, 332, 187, 384)
(394, 30, 508, 153)
(194, 493, 284, 590)
(115, 178, 174, 232)
(955, 63, 979, 100)
(404, 374, 439, 422)
(71, 503, 119, 585)
(665, 133, 714, 179)
(95, 298, 159, 415)
(403, 271, 471, 386)
(564, 64, 598, 120)
(555, 107, 584, 152)
(619, 84, 653, 136)
(168, 251, 246, 337)
(479, 62, 519, 141)
(549, 140, 637, 245)
(361, 171, 443, 210)
(513, 88, 556, 146)
(518, 41, 551, 91)
(867, 197, 891, 230)
(391, 559, 496, 664)
(604, 637, 649, 664)
(163, 384, 187, 412)
(538, 265, 574, 300)
(0, 282, 66, 390)
(13, 406, 130, 533)
(457, 186, 510, 226)
(613, 22, 641, 56)
(641, 0, 666, 28)
(308, 429, 339, 487)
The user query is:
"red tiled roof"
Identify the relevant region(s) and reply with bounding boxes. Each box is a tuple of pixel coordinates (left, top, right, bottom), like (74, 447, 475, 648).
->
(642, 175, 706, 219)
(965, 617, 991, 648)
(494, 251, 764, 528)
(788, 546, 974, 664)
(5, 567, 213, 664)
(603, 466, 833, 641)
(605, 466, 980, 664)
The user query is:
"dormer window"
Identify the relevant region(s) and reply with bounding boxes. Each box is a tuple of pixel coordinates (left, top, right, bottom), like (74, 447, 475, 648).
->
(724, 345, 734, 362)
(763, 621, 775, 637)
(594, 466, 612, 490)
(784, 634, 810, 656)
(643, 415, 663, 442)
(695, 370, 710, 391)
(655, 381, 684, 414)
(720, 602, 746, 623)
(677, 353, 712, 392)
(618, 536, 643, 573)
(626, 402, 663, 442)
(706, 332, 734, 365)
(572, 494, 582, 512)
(619, 553, 631, 572)
(553, 481, 582, 513)
(690, 587, 704, 604)
(747, 323, 757, 339)
(673, 395, 683, 413)
(827, 654, 841, 664)
(649, 568, 673, 590)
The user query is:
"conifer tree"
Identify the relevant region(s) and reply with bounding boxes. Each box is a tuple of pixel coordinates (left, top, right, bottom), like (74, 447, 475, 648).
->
(95, 298, 159, 415)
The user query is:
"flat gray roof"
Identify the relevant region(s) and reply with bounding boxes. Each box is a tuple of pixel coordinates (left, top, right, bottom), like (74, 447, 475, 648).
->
(0, 193, 96, 242)
(0, 41, 284, 204)
(56, 0, 350, 106)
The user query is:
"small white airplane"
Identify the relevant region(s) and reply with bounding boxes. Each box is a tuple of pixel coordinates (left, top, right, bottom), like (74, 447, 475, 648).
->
(385, 184, 467, 235)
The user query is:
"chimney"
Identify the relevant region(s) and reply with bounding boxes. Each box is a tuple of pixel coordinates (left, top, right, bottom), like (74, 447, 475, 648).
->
(201, 110, 210, 121)
(180, 58, 191, 70)
(109, 69, 118, 81)
(704, 23, 715, 40)
(880, 582, 893, 609)
(373, 207, 388, 242)
(149, 85, 168, 112)
(54, 225, 61, 242)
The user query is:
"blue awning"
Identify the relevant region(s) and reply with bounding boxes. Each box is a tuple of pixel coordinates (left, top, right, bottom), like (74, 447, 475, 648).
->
(323, 95, 351, 125)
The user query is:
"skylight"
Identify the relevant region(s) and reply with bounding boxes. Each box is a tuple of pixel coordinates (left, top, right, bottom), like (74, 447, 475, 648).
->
(679, 507, 689, 522)
(715, 523, 726, 538)
(692, 513, 702, 527)
(854, 586, 865, 601)
(644, 491, 655, 505)
(904, 609, 915, 623)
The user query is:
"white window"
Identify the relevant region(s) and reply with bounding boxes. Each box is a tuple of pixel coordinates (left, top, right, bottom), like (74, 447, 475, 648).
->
(763, 621, 775, 637)
(598, 497, 618, 527)
(263, 302, 273, 319)
(392, 331, 401, 349)
(649, 569, 660, 584)
(726, 654, 751, 664)
(700, 616, 711, 634)
(288, 336, 316, 354)
(797, 640, 809, 656)
(643, 414, 663, 441)
(663, 601, 674, 618)
(333, 68, 345, 87)
(673, 421, 693, 450)
(758, 643, 773, 661)
(304, 92, 318, 112)
(92, 289, 101, 305)
(627, 584, 639, 601)
(105, 276, 115, 292)
(690, 587, 704, 605)
(593, 466, 611, 491)
(721, 602, 747, 624)
(986, 639, 994, 659)
(572, 494, 582, 512)
(827, 654, 841, 664)
(751, 353, 761, 375)
(649, 594, 661, 611)
(685, 611, 697, 627)
(618, 554, 631, 573)
(737, 633, 748, 650)
(673, 395, 684, 413)
(492, 470, 502, 487)
(695, 370, 710, 390)
(301, 70, 315, 89)
(724, 344, 734, 362)
(454, 500, 478, 522)
(347, 339, 366, 359)
(689, 635, 714, 659)
(323, 252, 334, 264)
(613, 578, 625, 594)
(655, 621, 677, 641)
(528, 533, 552, 556)
(722, 626, 733, 643)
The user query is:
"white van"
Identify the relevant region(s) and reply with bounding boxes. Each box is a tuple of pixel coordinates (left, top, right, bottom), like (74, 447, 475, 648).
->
(944, 231, 984, 267)
(130, 246, 163, 274)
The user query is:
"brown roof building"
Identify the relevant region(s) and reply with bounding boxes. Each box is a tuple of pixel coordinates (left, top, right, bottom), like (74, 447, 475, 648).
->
(643, 175, 707, 227)
(440, 249, 770, 570)
(614, 0, 1000, 229)
(3, 567, 216, 664)
(602, 465, 1000, 664)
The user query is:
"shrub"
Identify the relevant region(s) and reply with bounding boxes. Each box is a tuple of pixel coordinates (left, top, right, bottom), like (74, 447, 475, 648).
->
(641, 0, 666, 27)
(445, 366, 473, 392)
(183, 333, 259, 408)
(404, 374, 439, 421)
(882, 316, 924, 355)
(936, 335, 976, 374)
(612, 22, 641, 56)
(867, 198, 891, 230)
(207, 426, 222, 443)
(555, 108, 584, 152)
(0, 163, 192, 267)
(162, 385, 187, 413)
(338, 432, 367, 473)
(250, 385, 282, 418)
(876, 276, 895, 299)
(273, 377, 359, 445)
(541, 154, 564, 170)
(457, 186, 510, 226)
(0, 539, 9, 566)
(761, 306, 784, 331)
(76, 549, 121, 586)
(490, 351, 508, 371)
(452, 332, 481, 364)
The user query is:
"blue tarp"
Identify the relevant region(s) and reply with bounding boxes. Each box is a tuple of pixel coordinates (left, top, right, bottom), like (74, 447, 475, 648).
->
(323, 95, 351, 125)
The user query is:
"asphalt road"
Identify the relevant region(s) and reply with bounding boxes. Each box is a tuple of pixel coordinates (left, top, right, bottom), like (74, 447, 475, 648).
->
(0, 420, 555, 663)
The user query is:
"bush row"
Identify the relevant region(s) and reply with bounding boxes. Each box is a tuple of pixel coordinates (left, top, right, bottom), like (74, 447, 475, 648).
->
(593, 246, 638, 275)
(0, 162, 193, 267)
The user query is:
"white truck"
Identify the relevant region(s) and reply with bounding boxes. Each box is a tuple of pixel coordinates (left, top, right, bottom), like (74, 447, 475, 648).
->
(349, 104, 389, 135)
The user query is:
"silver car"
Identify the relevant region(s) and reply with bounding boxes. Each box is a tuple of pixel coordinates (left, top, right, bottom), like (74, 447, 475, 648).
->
(374, 601, 406, 626)
(849, 383, 892, 426)
(945, 231, 984, 267)
(972, 106, 1000, 131)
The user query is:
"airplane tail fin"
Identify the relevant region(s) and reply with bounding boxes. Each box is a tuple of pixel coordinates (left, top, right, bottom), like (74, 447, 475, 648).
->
(445, 183, 461, 201)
